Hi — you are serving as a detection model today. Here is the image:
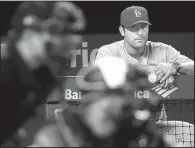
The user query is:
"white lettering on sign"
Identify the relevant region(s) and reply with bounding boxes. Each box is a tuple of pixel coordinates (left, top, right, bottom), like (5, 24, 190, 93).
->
(64, 89, 82, 100)
(134, 90, 150, 99)
(70, 42, 99, 68)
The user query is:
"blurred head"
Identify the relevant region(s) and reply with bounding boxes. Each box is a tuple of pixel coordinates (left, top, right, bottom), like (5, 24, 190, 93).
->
(119, 6, 151, 49)
(11, 2, 86, 70)
(76, 57, 153, 93)
(82, 94, 136, 139)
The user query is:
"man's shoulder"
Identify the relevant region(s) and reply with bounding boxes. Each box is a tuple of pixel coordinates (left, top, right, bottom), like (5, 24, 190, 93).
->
(99, 40, 124, 52)
(147, 41, 171, 49)
(146, 41, 172, 52)
(96, 40, 123, 59)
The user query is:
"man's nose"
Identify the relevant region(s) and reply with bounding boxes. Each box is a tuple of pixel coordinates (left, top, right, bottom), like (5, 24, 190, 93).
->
(136, 28, 144, 36)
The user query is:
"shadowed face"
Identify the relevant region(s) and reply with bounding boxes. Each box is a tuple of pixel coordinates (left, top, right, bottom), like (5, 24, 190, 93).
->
(82, 95, 135, 139)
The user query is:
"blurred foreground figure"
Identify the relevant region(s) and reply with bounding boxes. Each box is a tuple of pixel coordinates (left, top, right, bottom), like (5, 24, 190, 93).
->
(29, 57, 178, 147)
(0, 1, 86, 144)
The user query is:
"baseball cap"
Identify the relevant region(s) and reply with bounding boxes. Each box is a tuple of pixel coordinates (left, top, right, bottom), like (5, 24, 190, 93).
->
(120, 6, 151, 28)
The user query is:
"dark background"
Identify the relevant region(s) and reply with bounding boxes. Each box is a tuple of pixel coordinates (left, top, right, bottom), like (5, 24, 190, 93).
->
(0, 1, 194, 36)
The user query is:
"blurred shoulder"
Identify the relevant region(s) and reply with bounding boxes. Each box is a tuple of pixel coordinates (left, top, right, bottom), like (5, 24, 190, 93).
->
(1, 37, 10, 59)
(33, 124, 65, 147)
(99, 40, 124, 53)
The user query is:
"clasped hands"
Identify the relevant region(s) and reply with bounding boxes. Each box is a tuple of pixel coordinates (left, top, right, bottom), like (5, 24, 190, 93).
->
(152, 63, 177, 88)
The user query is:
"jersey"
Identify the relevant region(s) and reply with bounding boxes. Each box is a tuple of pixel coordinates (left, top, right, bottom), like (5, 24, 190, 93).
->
(96, 40, 192, 67)
(95, 40, 193, 121)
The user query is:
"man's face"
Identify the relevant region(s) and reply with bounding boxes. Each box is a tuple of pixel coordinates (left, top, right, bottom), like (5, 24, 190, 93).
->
(16, 30, 48, 70)
(83, 95, 135, 139)
(123, 23, 149, 49)
(18, 29, 82, 71)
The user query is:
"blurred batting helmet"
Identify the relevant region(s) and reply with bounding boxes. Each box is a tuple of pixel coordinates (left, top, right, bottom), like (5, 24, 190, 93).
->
(75, 57, 163, 112)
(9, 2, 86, 77)
(76, 57, 154, 93)
(11, 2, 86, 33)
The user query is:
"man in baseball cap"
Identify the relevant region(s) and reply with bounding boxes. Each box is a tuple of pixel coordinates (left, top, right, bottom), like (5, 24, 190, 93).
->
(96, 5, 194, 147)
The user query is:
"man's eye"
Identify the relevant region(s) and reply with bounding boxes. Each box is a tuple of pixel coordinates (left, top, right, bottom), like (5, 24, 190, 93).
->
(131, 27, 139, 32)
(131, 25, 138, 29)
(141, 25, 148, 29)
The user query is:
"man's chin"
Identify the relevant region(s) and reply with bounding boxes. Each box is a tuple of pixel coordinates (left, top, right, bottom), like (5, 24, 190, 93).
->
(134, 41, 147, 48)
(133, 44, 145, 49)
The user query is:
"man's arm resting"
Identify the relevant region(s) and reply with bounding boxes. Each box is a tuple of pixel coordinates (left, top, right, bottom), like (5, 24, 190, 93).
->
(166, 45, 194, 75)
(178, 61, 194, 75)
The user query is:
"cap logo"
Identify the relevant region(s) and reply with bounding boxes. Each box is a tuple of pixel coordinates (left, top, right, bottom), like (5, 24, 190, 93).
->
(134, 9, 142, 17)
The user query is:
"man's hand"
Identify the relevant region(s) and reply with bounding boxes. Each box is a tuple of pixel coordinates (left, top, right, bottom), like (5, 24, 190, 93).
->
(159, 75, 175, 88)
(154, 63, 177, 84)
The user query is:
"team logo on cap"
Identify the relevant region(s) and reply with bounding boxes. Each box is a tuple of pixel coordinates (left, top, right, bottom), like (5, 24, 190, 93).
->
(134, 9, 142, 17)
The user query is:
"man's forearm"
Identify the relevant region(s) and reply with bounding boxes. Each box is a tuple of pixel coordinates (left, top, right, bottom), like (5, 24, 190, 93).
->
(179, 61, 194, 75)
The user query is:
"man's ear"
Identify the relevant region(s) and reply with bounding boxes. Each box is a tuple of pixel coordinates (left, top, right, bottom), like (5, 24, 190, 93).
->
(119, 26, 125, 37)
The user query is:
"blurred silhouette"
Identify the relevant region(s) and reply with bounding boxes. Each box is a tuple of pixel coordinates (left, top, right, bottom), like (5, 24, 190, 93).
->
(0, 1, 86, 145)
